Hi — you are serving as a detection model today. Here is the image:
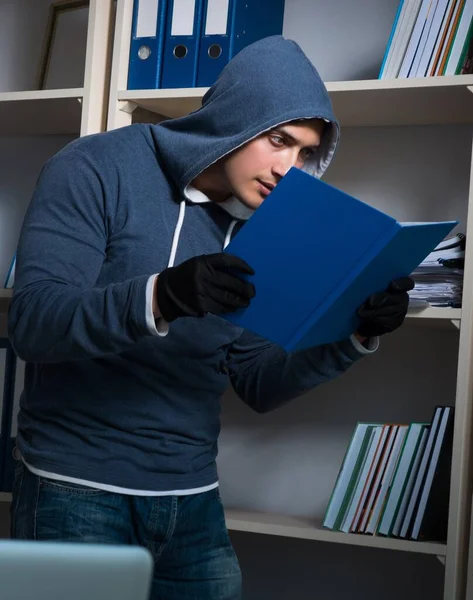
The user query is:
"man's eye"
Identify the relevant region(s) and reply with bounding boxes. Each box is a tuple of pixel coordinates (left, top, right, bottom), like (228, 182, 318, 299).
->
(302, 148, 315, 159)
(270, 135, 285, 146)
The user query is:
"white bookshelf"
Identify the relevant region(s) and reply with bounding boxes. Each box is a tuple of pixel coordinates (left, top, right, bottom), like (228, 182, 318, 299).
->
(104, 1, 473, 599)
(115, 76, 473, 127)
(0, 1, 113, 136)
(0, 89, 84, 136)
(0, 0, 114, 526)
(0, 0, 113, 290)
(0, 490, 446, 556)
(225, 509, 446, 556)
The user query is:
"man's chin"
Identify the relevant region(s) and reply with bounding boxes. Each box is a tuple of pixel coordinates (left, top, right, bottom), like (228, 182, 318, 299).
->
(237, 194, 264, 210)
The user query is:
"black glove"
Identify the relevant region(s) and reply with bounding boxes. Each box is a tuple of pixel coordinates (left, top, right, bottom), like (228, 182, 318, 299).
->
(356, 276, 415, 338)
(157, 253, 256, 322)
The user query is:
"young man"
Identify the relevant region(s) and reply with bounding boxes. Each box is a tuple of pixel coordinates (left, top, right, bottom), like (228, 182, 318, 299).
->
(8, 36, 412, 599)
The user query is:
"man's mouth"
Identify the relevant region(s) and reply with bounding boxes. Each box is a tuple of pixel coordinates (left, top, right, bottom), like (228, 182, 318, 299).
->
(257, 180, 275, 195)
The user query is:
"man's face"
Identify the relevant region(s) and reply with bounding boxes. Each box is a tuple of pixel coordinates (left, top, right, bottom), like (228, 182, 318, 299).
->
(221, 119, 325, 209)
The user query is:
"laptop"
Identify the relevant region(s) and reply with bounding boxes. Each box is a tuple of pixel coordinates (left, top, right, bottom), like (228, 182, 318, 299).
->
(0, 540, 153, 600)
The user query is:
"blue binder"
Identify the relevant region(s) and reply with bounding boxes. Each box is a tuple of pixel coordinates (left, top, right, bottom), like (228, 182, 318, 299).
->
(196, 0, 285, 88)
(223, 168, 457, 350)
(2, 355, 23, 492)
(127, 0, 169, 90)
(0, 339, 16, 492)
(161, 0, 204, 88)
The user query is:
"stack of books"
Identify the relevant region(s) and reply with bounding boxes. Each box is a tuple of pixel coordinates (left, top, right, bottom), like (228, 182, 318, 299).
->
(323, 405, 454, 542)
(379, 0, 473, 78)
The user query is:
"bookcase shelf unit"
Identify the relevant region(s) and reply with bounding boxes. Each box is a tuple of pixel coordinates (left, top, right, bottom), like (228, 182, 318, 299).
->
(0, 491, 447, 557)
(104, 1, 473, 599)
(0, 1, 112, 138)
(113, 75, 473, 128)
(0, 0, 113, 312)
(0, 89, 83, 136)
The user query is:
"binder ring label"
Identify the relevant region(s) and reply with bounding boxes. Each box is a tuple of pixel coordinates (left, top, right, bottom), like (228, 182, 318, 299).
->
(174, 45, 188, 59)
(138, 46, 151, 60)
(208, 44, 222, 59)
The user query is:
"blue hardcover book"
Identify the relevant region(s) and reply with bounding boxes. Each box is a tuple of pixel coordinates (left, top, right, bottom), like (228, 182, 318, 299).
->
(161, 0, 204, 88)
(196, 0, 285, 88)
(127, 0, 169, 90)
(223, 168, 457, 350)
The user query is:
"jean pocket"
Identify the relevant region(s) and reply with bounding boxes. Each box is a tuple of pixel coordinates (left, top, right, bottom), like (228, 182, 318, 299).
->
(39, 477, 108, 496)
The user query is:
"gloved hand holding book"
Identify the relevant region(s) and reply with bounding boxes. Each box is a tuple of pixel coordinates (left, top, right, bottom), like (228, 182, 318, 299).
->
(356, 276, 415, 338)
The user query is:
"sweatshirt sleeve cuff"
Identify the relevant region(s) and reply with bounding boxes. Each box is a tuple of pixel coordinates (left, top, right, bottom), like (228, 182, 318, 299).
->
(146, 274, 169, 337)
(349, 334, 379, 355)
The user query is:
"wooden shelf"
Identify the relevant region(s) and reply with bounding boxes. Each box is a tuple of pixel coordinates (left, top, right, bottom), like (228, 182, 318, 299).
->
(406, 306, 461, 321)
(118, 87, 207, 120)
(327, 75, 473, 126)
(118, 75, 473, 126)
(0, 89, 84, 135)
(0, 494, 447, 555)
(225, 508, 446, 556)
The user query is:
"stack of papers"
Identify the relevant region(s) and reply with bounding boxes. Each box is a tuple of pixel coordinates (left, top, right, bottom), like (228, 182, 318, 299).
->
(409, 233, 464, 308)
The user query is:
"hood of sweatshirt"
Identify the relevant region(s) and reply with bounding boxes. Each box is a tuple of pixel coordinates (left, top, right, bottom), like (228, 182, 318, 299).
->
(151, 35, 339, 219)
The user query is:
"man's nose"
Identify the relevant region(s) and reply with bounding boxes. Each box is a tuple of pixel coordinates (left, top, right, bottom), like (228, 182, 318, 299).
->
(272, 150, 301, 179)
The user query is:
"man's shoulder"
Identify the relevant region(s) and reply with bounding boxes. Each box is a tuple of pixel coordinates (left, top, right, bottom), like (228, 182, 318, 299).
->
(68, 123, 156, 160)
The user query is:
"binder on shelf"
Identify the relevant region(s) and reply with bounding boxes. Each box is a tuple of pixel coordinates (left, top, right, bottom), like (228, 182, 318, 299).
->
(410, 406, 454, 541)
(378, 0, 407, 78)
(0, 339, 16, 493)
(444, 0, 473, 74)
(376, 422, 428, 536)
(436, 0, 467, 74)
(426, 0, 459, 75)
(4, 254, 16, 289)
(2, 356, 23, 493)
(398, 0, 434, 77)
(408, 0, 444, 78)
(160, 0, 204, 88)
(414, 0, 451, 77)
(398, 406, 444, 538)
(127, 0, 169, 90)
(390, 426, 429, 536)
(196, 0, 285, 88)
(384, 0, 424, 79)
(223, 167, 457, 351)
(322, 422, 374, 530)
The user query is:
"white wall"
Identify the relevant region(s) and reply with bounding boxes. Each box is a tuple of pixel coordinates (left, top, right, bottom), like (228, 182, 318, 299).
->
(0, 0, 53, 93)
(282, 0, 401, 81)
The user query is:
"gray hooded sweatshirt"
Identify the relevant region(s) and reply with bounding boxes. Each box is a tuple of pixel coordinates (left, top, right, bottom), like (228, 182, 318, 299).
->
(8, 36, 375, 493)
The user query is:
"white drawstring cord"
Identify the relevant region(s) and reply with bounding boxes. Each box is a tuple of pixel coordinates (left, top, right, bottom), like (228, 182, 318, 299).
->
(224, 219, 238, 250)
(168, 200, 186, 267)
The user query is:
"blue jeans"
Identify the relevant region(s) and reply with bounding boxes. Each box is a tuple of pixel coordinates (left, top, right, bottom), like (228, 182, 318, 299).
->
(10, 462, 242, 600)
